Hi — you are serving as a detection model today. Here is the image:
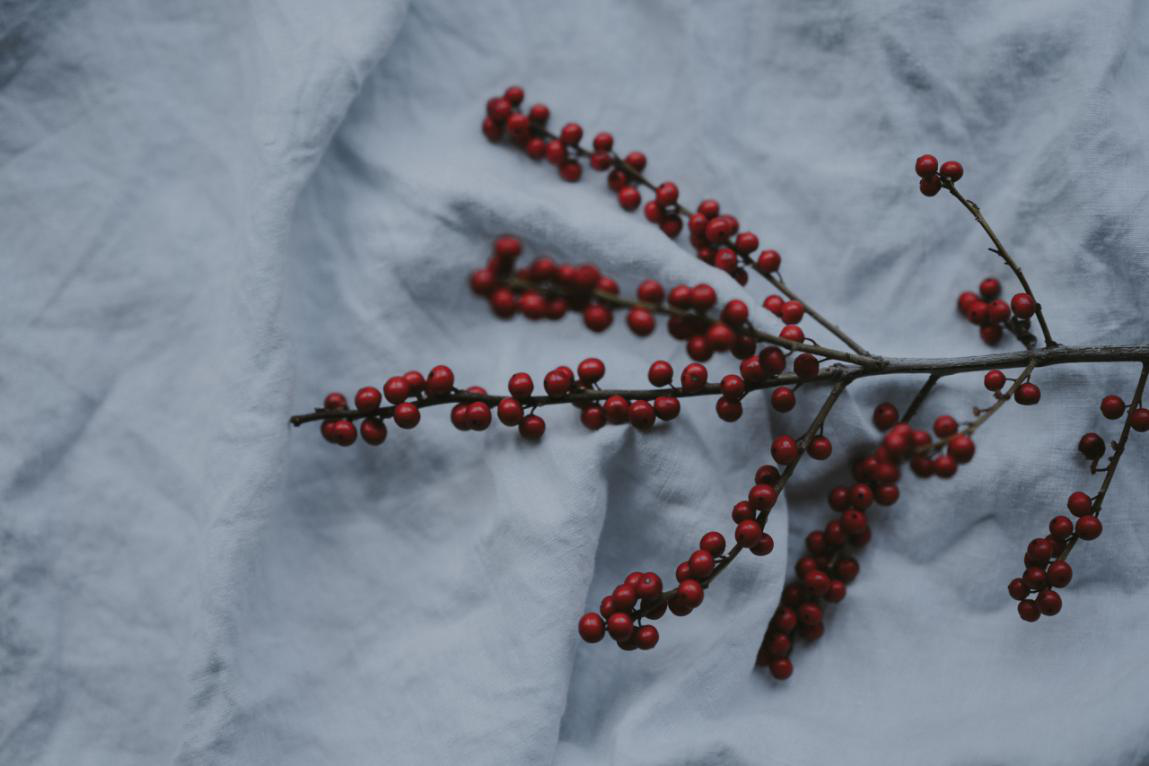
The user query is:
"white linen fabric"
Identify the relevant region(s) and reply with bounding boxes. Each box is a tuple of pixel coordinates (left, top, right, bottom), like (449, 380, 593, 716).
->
(3, 1, 1149, 763)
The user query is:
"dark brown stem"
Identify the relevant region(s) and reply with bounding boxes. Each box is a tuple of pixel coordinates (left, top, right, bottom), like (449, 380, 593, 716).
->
(289, 344, 1149, 427)
(901, 374, 940, 424)
(943, 179, 1057, 348)
(1056, 362, 1149, 563)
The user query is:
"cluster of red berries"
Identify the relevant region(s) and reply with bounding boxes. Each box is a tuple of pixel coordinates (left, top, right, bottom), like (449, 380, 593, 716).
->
(1009, 390, 1149, 621)
(482, 85, 785, 290)
(955, 277, 1037, 346)
(756, 406, 920, 678)
(317, 365, 456, 446)
(914, 153, 964, 196)
(578, 465, 778, 651)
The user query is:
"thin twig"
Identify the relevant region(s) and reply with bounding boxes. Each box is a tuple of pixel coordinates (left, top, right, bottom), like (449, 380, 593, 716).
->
(943, 179, 1057, 348)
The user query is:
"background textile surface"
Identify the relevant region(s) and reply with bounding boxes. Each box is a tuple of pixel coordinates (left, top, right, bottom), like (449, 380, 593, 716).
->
(2, 1, 1148, 763)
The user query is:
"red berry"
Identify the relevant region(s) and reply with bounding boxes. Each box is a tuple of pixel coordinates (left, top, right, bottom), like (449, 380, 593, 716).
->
(677, 579, 704, 607)
(691, 283, 717, 311)
(919, 176, 942, 196)
(1049, 515, 1074, 539)
(624, 151, 647, 171)
(606, 612, 633, 641)
(559, 122, 583, 145)
(850, 483, 874, 510)
(948, 434, 976, 463)
(803, 570, 831, 597)
(393, 402, 420, 429)
(603, 395, 630, 425)
(648, 361, 673, 387)
(734, 232, 759, 255)
(793, 353, 820, 380)
(654, 181, 678, 206)
(759, 346, 786, 374)
(352, 386, 381, 413)
(579, 612, 605, 643)
(932, 454, 957, 478)
(635, 624, 659, 650)
(735, 519, 763, 548)
(699, 531, 726, 556)
(427, 365, 455, 396)
(939, 160, 964, 181)
(1008, 578, 1030, 601)
(583, 304, 613, 332)
(720, 374, 745, 400)
(1130, 408, 1149, 432)
(1015, 382, 1041, 405)
(636, 572, 663, 600)
(933, 415, 958, 437)
(578, 358, 605, 384)
(758, 250, 782, 273)
(715, 397, 743, 422)
(360, 417, 387, 445)
(1017, 600, 1040, 622)
(628, 400, 656, 430)
(915, 154, 938, 178)
(519, 415, 545, 440)
(636, 279, 664, 305)
(1075, 515, 1102, 540)
(779, 301, 804, 324)
(450, 404, 469, 431)
(617, 186, 641, 211)
(1047, 560, 1073, 588)
(751, 533, 775, 556)
(688, 549, 715, 578)
(1022, 566, 1046, 589)
(1100, 395, 1126, 420)
(808, 436, 832, 460)
(768, 658, 793, 680)
(466, 402, 492, 430)
(771, 435, 798, 465)
(544, 370, 571, 397)
(508, 372, 534, 400)
(326, 419, 354, 446)
(383, 376, 411, 404)
(558, 160, 582, 182)
(721, 299, 749, 325)
(1036, 589, 1062, 616)
(681, 363, 708, 392)
(497, 398, 523, 426)
(779, 325, 805, 343)
(798, 602, 823, 626)
(984, 370, 1006, 391)
(323, 392, 348, 411)
(1010, 293, 1036, 318)
(581, 406, 606, 430)
(771, 387, 796, 412)
(872, 402, 899, 430)
(836, 558, 860, 582)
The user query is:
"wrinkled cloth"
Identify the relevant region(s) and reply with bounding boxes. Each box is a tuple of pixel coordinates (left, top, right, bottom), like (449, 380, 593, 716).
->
(3, 1, 1149, 764)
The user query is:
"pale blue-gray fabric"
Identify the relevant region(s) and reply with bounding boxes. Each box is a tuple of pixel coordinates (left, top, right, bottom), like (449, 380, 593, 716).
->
(3, 1, 1148, 764)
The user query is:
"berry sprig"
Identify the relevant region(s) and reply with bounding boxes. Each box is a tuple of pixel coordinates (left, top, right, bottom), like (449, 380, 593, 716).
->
(482, 84, 871, 358)
(294, 96, 1149, 680)
(916, 153, 1057, 349)
(955, 277, 1038, 348)
(471, 235, 870, 368)
(1009, 363, 1149, 621)
(580, 378, 851, 652)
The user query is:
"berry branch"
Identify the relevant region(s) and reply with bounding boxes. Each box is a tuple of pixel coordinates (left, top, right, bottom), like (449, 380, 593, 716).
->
(1008, 362, 1149, 620)
(483, 89, 871, 357)
(289, 85, 1149, 679)
(916, 155, 1056, 348)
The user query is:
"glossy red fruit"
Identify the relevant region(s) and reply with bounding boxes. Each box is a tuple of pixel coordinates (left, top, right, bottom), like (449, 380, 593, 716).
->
(771, 435, 798, 465)
(677, 579, 704, 607)
(1048, 515, 1074, 540)
(427, 365, 455, 396)
(1075, 515, 1102, 540)
(1100, 395, 1126, 419)
(1010, 293, 1036, 318)
(653, 396, 680, 421)
(647, 360, 673, 387)
(580, 406, 606, 431)
(655, 182, 678, 206)
(1130, 408, 1149, 432)
(939, 160, 964, 181)
(681, 363, 708, 392)
(519, 415, 545, 440)
(979, 277, 1001, 299)
(1036, 589, 1062, 616)
(933, 415, 958, 437)
(383, 376, 411, 404)
(808, 436, 832, 460)
(1017, 600, 1040, 622)
(872, 402, 899, 431)
(607, 612, 634, 641)
(770, 387, 796, 412)
(1046, 560, 1073, 588)
(628, 400, 656, 430)
(984, 370, 1006, 391)
(618, 186, 641, 211)
(769, 657, 793, 680)
(466, 402, 492, 430)
(635, 624, 659, 650)
(359, 417, 387, 445)
(735, 519, 763, 548)
(393, 402, 420, 429)
(920, 176, 942, 196)
(579, 612, 605, 643)
(497, 398, 524, 426)
(915, 154, 938, 178)
(1015, 383, 1041, 405)
(1067, 491, 1093, 517)
(577, 358, 606, 384)
(793, 353, 819, 380)
(758, 249, 782, 273)
(948, 435, 975, 463)
(636, 572, 663, 600)
(354, 386, 382, 413)
(751, 533, 775, 556)
(688, 550, 715, 578)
